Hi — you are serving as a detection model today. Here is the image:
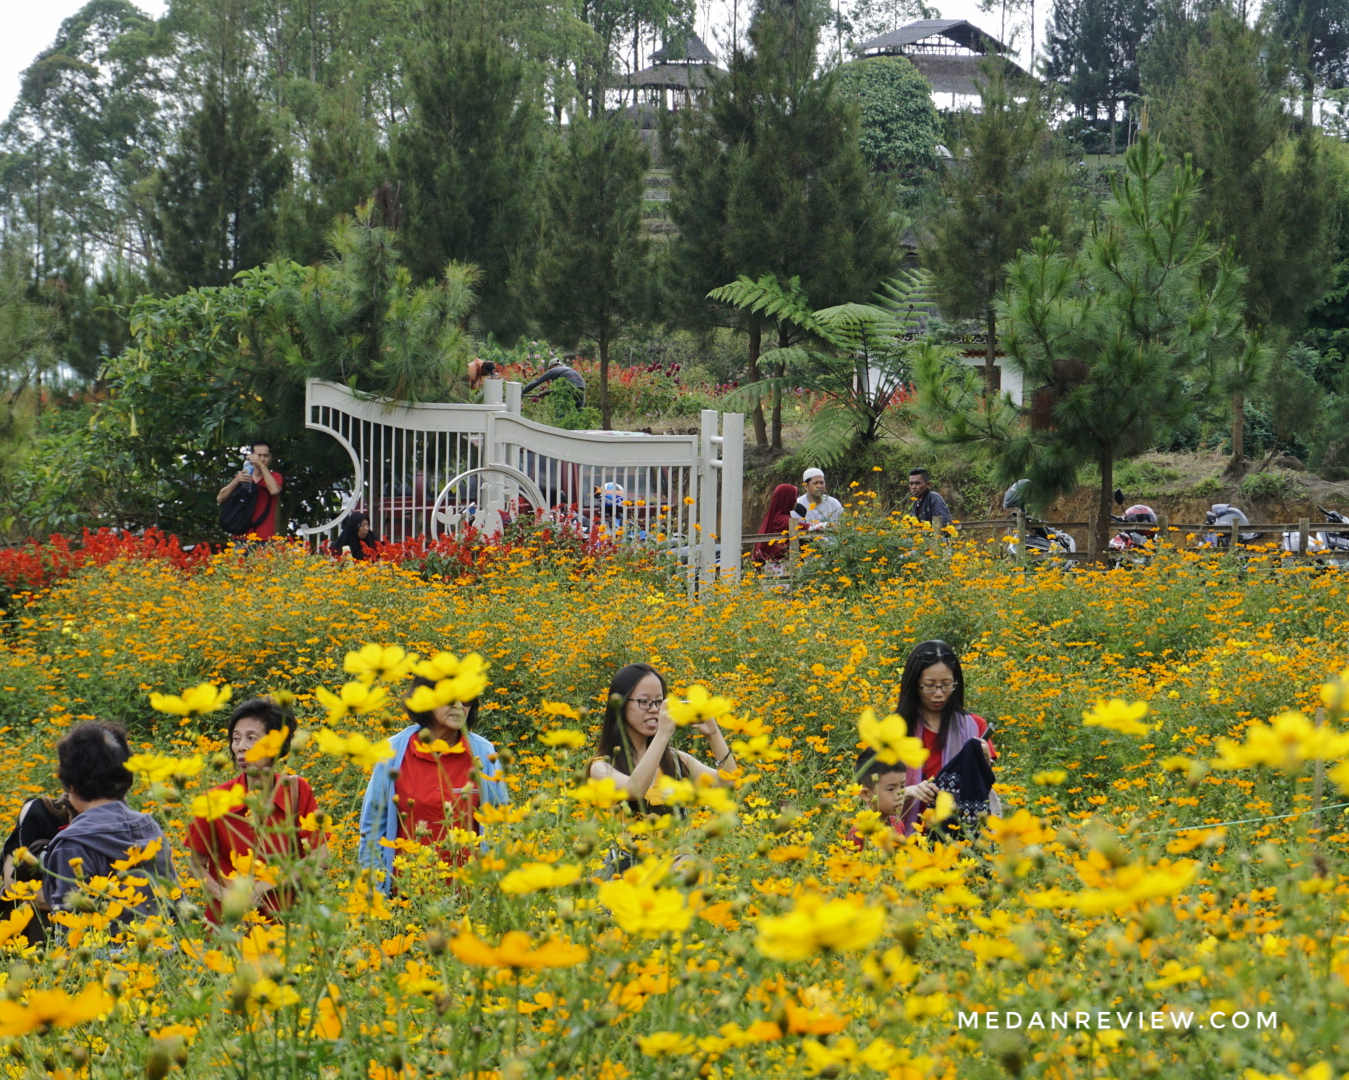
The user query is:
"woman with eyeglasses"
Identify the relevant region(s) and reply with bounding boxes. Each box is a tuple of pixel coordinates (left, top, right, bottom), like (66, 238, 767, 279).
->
(894, 640, 996, 815)
(589, 664, 736, 809)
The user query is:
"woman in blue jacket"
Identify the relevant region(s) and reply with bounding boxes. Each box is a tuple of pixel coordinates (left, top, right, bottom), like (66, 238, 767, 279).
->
(358, 677, 509, 893)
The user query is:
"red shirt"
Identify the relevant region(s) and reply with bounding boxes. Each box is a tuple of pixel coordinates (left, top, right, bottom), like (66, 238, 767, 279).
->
(246, 471, 284, 539)
(185, 774, 321, 924)
(394, 738, 480, 869)
(919, 714, 994, 780)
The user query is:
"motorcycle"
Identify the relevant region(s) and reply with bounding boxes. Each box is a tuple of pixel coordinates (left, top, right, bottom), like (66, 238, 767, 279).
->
(1108, 490, 1157, 566)
(1202, 503, 1262, 551)
(1281, 506, 1349, 567)
(1002, 480, 1077, 566)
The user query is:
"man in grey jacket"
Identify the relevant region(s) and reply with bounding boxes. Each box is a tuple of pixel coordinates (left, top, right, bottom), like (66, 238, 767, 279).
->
(40, 721, 176, 917)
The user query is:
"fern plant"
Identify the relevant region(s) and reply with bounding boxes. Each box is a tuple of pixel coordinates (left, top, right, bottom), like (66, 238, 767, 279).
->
(707, 270, 944, 465)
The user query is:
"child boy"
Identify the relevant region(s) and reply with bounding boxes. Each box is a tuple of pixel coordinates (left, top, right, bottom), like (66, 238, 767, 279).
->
(847, 750, 936, 849)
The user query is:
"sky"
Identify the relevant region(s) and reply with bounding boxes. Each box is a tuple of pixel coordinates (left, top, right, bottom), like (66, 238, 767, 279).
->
(3, 0, 1045, 119)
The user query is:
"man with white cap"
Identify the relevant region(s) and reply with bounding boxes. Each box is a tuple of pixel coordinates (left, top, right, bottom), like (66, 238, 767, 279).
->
(792, 468, 844, 528)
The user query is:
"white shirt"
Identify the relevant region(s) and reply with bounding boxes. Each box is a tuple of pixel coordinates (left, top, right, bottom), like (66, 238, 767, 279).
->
(791, 494, 843, 526)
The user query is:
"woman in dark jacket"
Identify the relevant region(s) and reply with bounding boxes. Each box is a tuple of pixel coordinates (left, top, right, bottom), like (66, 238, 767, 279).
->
(336, 512, 380, 560)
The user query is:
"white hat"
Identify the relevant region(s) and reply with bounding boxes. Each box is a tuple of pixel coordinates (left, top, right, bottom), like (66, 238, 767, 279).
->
(802, 468, 825, 482)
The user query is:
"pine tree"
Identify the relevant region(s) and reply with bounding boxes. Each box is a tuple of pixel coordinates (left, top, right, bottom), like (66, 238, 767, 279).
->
(919, 64, 1071, 393)
(531, 114, 652, 430)
(1043, 0, 1154, 151)
(918, 134, 1248, 557)
(153, 77, 291, 291)
(392, 13, 546, 341)
(1267, 0, 1349, 118)
(663, 0, 899, 449)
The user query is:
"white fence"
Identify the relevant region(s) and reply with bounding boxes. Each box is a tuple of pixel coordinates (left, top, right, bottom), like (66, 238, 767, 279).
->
(297, 379, 745, 579)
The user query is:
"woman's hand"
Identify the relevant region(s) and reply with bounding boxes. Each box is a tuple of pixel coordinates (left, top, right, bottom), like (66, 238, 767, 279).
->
(981, 740, 992, 764)
(654, 702, 678, 742)
(905, 780, 938, 806)
(691, 718, 720, 738)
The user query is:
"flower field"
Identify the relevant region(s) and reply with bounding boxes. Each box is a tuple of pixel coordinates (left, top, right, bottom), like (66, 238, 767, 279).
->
(0, 532, 1347, 1080)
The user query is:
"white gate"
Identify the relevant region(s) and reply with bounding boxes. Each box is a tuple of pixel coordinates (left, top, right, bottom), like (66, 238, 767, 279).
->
(297, 379, 744, 578)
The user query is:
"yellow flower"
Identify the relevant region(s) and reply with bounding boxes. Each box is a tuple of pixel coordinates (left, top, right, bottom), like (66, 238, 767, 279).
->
(344, 643, 419, 684)
(245, 726, 289, 763)
(539, 729, 587, 749)
(540, 701, 581, 720)
(801, 1037, 900, 1075)
(124, 753, 204, 784)
(250, 978, 301, 1010)
(1213, 711, 1349, 772)
(597, 879, 693, 937)
(1081, 699, 1152, 736)
(637, 1032, 696, 1056)
(190, 784, 244, 822)
(1032, 769, 1067, 785)
(1144, 961, 1204, 990)
(312, 729, 394, 771)
(568, 777, 625, 809)
(0, 908, 34, 947)
(666, 684, 734, 727)
(856, 709, 928, 768)
(755, 894, 885, 961)
(0, 984, 114, 1036)
(149, 682, 232, 718)
(731, 734, 786, 764)
(449, 930, 588, 970)
(499, 862, 583, 895)
(110, 838, 163, 871)
(409, 651, 490, 705)
(314, 681, 389, 723)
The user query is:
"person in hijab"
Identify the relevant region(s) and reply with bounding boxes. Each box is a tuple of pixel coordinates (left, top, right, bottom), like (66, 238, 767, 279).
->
(754, 484, 802, 571)
(336, 512, 380, 560)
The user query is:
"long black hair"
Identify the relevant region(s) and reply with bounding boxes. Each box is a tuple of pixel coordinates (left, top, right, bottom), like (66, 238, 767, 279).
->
(594, 663, 679, 784)
(895, 640, 967, 744)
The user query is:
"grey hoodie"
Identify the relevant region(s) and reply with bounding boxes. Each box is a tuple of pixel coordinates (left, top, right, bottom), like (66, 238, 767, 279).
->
(42, 801, 177, 916)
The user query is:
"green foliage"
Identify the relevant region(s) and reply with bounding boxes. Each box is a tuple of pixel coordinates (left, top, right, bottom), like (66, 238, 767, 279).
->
(918, 134, 1248, 554)
(834, 56, 940, 176)
(1044, 0, 1154, 151)
(1240, 471, 1292, 501)
(393, 19, 547, 341)
(153, 77, 291, 292)
(710, 270, 938, 464)
(532, 113, 653, 429)
(1310, 374, 1349, 479)
(919, 64, 1073, 387)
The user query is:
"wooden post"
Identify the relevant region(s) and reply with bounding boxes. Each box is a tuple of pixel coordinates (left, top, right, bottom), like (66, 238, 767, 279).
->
(1230, 519, 1239, 552)
(1087, 510, 1099, 565)
(1156, 514, 1168, 551)
(788, 525, 800, 577)
(1299, 518, 1310, 558)
(1015, 508, 1028, 567)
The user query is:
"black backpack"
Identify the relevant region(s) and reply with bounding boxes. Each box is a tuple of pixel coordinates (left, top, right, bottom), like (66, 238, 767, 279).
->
(219, 482, 269, 536)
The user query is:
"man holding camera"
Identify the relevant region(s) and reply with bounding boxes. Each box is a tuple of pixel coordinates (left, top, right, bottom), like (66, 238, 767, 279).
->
(217, 441, 284, 539)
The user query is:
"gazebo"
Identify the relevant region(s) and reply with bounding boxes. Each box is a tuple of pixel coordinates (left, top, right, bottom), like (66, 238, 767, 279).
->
(624, 33, 726, 115)
(857, 19, 1029, 108)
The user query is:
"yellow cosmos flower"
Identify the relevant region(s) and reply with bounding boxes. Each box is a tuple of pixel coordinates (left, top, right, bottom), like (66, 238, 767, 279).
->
(250, 978, 301, 1010)
(149, 682, 232, 718)
(1212, 711, 1349, 772)
(0, 908, 34, 948)
(498, 862, 582, 895)
(856, 709, 928, 768)
(637, 1032, 696, 1056)
(412, 650, 489, 697)
(1081, 699, 1152, 736)
(568, 777, 625, 809)
(666, 684, 733, 727)
(245, 726, 289, 763)
(802, 1037, 900, 1074)
(731, 734, 786, 763)
(0, 984, 114, 1036)
(597, 879, 693, 937)
(110, 838, 163, 871)
(312, 729, 394, 770)
(540, 701, 581, 720)
(539, 729, 587, 749)
(191, 784, 244, 822)
(314, 681, 389, 723)
(124, 753, 204, 784)
(344, 643, 419, 685)
(449, 930, 588, 970)
(1144, 961, 1204, 990)
(1032, 769, 1067, 785)
(755, 894, 885, 961)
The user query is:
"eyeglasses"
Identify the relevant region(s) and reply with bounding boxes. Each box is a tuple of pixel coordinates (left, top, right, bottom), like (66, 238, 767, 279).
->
(918, 681, 959, 694)
(628, 697, 663, 712)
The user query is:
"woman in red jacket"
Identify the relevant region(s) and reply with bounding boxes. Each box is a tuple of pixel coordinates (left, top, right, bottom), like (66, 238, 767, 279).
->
(753, 484, 802, 572)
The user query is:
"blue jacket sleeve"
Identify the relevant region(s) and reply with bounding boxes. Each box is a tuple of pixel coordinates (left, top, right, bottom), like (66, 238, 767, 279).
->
(357, 761, 391, 872)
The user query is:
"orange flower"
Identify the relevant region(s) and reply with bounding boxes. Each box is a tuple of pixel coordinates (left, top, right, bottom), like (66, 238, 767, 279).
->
(449, 930, 588, 970)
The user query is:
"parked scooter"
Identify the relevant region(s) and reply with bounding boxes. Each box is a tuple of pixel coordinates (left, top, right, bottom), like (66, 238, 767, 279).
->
(1108, 489, 1157, 565)
(1281, 506, 1349, 566)
(1202, 503, 1261, 551)
(1002, 480, 1077, 565)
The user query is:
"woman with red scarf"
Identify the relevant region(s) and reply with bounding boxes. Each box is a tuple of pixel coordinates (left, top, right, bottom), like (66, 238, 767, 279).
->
(754, 484, 802, 573)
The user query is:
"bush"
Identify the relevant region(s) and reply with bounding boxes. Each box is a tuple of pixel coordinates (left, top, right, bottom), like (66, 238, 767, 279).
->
(1240, 471, 1291, 501)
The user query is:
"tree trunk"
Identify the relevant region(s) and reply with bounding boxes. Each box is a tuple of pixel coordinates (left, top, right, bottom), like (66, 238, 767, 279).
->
(748, 317, 767, 447)
(599, 332, 611, 430)
(771, 323, 788, 450)
(1109, 104, 1118, 157)
(1303, 73, 1314, 127)
(1097, 450, 1114, 564)
(984, 308, 998, 395)
(1228, 390, 1244, 470)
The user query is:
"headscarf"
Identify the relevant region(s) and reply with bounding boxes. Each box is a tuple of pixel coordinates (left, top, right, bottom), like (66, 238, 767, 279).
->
(335, 512, 378, 560)
(754, 484, 802, 563)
